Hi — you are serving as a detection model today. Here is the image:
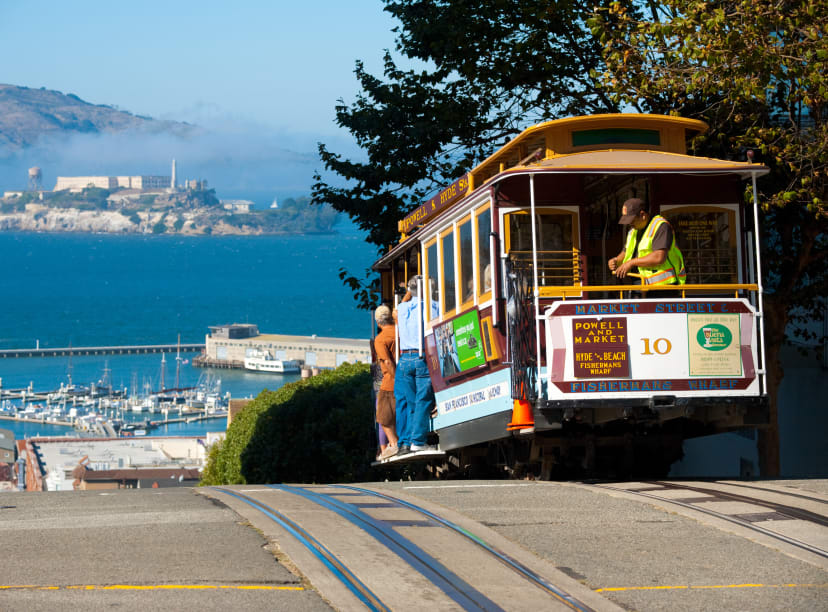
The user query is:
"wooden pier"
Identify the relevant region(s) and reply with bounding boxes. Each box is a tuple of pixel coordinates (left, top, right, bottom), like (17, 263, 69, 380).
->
(0, 343, 204, 359)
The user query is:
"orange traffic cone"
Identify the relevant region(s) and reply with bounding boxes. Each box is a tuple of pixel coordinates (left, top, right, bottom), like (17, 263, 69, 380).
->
(507, 398, 534, 431)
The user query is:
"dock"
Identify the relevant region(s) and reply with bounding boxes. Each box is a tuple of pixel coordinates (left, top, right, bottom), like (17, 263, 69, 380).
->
(199, 324, 369, 370)
(0, 343, 204, 359)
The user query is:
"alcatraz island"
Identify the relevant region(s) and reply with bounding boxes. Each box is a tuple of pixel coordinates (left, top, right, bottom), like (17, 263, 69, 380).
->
(0, 163, 338, 236)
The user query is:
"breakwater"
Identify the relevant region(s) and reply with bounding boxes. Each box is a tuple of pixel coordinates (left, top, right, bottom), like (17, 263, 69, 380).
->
(0, 343, 204, 359)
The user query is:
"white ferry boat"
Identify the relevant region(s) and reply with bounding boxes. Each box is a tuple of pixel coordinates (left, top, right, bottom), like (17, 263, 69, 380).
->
(244, 350, 301, 374)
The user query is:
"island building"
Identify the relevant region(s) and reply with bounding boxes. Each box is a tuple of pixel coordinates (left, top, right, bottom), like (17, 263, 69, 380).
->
(221, 199, 253, 213)
(196, 324, 370, 370)
(54, 175, 172, 192)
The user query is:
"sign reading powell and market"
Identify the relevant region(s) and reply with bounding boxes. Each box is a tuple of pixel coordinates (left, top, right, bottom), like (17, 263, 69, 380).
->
(572, 317, 630, 379)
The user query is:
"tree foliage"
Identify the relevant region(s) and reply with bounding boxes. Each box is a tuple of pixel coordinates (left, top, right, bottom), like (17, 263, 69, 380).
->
(591, 0, 827, 473)
(200, 363, 376, 485)
(312, 0, 622, 307)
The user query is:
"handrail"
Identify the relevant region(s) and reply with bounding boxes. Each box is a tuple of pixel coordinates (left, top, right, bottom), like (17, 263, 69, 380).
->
(537, 283, 759, 299)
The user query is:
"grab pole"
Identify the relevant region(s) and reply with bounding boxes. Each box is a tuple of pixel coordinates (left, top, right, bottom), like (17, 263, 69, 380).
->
(751, 172, 767, 394)
(529, 174, 542, 399)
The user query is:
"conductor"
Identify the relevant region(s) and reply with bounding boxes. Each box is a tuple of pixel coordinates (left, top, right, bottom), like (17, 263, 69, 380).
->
(608, 198, 686, 288)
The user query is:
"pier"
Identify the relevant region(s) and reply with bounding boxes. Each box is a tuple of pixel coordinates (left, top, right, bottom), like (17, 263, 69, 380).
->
(0, 343, 204, 359)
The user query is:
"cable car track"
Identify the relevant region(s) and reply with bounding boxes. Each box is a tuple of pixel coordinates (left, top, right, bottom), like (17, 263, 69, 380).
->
(592, 482, 828, 561)
(212, 485, 597, 611)
(214, 487, 389, 611)
(333, 485, 592, 610)
(710, 481, 828, 506)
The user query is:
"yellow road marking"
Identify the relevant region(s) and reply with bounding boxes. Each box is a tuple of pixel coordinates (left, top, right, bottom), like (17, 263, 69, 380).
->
(596, 583, 828, 593)
(0, 584, 304, 591)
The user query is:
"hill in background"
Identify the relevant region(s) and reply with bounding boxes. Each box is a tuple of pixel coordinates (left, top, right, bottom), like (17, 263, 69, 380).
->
(0, 84, 195, 150)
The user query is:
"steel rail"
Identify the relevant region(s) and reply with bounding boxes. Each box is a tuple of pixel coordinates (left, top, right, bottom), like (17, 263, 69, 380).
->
(272, 484, 503, 611)
(334, 484, 595, 612)
(714, 481, 828, 506)
(212, 487, 389, 611)
(652, 481, 828, 527)
(594, 484, 828, 560)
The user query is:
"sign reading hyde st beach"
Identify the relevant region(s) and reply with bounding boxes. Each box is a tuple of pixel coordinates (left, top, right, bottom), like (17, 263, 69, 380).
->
(545, 299, 759, 398)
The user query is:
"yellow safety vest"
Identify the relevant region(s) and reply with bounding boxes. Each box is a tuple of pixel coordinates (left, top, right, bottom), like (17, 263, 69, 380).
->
(622, 215, 686, 285)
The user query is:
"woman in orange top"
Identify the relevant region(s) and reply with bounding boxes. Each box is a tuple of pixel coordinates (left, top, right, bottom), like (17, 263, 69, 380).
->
(374, 305, 399, 459)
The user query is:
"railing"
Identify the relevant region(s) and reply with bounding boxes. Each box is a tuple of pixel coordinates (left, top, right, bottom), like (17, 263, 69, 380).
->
(538, 283, 760, 299)
(508, 249, 583, 287)
(507, 249, 757, 299)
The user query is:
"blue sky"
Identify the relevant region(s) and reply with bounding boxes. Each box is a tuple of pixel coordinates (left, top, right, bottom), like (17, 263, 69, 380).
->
(0, 1, 406, 196)
(0, 0, 400, 135)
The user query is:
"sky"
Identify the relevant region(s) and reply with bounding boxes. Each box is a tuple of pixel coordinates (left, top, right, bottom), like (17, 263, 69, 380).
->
(0, 1, 406, 199)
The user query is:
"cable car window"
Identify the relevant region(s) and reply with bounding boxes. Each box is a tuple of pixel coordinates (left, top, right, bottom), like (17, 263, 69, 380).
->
(393, 256, 406, 295)
(476, 205, 492, 298)
(662, 205, 739, 284)
(458, 217, 474, 307)
(407, 246, 420, 278)
(440, 229, 456, 315)
(506, 210, 576, 287)
(425, 239, 439, 321)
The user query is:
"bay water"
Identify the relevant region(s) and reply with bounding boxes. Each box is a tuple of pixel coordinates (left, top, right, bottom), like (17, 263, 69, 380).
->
(0, 222, 377, 439)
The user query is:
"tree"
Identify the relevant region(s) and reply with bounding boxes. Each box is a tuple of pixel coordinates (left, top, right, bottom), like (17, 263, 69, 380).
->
(590, 0, 827, 475)
(312, 0, 623, 307)
(314, 0, 825, 473)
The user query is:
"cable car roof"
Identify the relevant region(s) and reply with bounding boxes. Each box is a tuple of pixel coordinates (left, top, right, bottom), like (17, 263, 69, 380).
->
(527, 149, 769, 178)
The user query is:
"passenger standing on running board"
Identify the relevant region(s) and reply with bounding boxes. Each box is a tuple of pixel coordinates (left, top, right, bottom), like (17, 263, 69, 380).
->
(393, 275, 438, 455)
(374, 305, 399, 460)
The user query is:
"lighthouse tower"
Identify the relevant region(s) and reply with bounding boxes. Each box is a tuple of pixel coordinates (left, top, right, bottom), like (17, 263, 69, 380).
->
(171, 159, 177, 189)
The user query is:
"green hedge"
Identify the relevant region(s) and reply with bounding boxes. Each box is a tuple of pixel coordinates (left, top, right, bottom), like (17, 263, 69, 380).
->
(200, 362, 376, 485)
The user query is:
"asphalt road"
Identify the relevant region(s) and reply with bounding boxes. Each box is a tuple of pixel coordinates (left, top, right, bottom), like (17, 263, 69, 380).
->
(368, 480, 828, 611)
(0, 487, 331, 612)
(1, 480, 826, 611)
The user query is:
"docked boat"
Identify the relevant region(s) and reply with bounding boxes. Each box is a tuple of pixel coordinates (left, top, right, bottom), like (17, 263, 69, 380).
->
(244, 350, 301, 374)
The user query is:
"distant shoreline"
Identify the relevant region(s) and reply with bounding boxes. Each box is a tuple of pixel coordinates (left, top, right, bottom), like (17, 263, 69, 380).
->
(0, 227, 340, 237)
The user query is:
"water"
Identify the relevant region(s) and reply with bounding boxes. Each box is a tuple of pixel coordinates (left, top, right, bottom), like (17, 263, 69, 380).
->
(0, 223, 377, 440)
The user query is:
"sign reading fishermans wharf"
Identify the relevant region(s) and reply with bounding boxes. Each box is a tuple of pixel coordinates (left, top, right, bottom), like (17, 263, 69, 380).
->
(398, 173, 470, 234)
(572, 317, 630, 378)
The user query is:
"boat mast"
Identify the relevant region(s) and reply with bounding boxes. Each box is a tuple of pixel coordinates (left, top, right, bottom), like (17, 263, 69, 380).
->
(175, 334, 182, 390)
(160, 353, 166, 392)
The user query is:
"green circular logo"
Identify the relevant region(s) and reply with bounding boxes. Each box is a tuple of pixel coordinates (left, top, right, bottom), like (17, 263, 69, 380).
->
(697, 324, 732, 351)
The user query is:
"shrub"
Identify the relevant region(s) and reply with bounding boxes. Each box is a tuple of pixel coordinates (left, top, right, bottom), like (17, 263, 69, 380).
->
(200, 362, 375, 485)
(151, 220, 166, 234)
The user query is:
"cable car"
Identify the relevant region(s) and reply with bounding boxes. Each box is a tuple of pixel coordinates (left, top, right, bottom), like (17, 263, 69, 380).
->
(374, 114, 769, 477)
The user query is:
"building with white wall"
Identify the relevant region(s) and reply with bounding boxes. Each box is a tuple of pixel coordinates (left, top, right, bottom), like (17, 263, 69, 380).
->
(55, 175, 172, 192)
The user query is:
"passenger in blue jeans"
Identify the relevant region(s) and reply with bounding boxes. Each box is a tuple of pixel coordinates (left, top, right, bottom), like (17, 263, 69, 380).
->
(393, 275, 438, 454)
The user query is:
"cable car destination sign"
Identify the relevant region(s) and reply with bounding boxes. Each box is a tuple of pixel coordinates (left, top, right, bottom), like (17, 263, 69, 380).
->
(544, 299, 759, 399)
(398, 173, 470, 234)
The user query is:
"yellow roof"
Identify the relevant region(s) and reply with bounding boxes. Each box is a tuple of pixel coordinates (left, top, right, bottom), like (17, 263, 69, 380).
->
(526, 149, 768, 177)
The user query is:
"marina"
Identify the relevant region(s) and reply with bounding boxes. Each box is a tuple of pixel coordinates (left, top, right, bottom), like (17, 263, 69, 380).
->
(0, 350, 270, 444)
